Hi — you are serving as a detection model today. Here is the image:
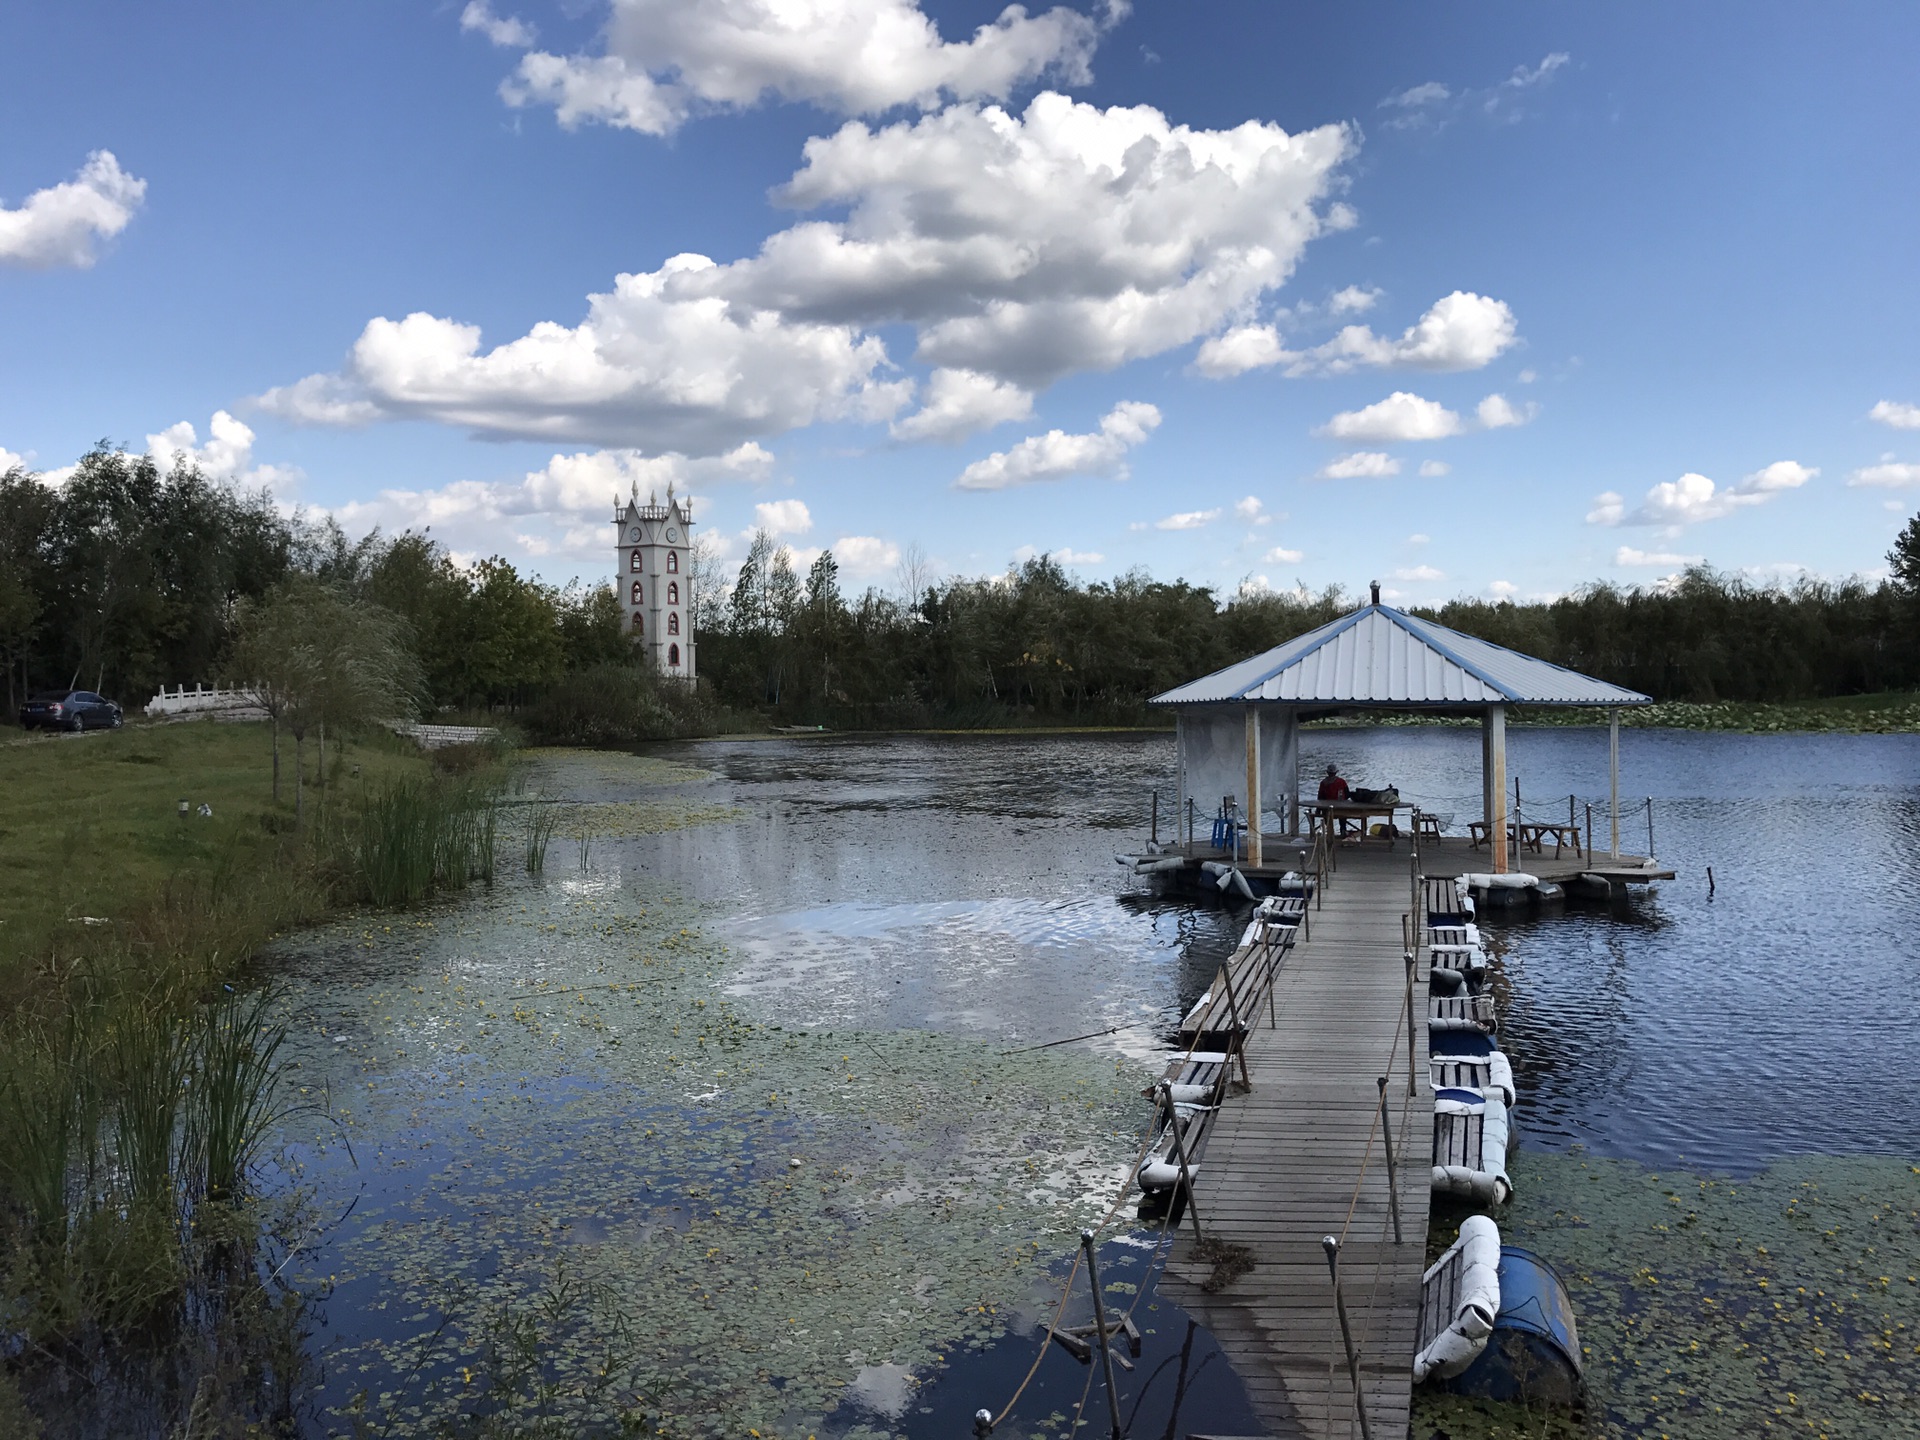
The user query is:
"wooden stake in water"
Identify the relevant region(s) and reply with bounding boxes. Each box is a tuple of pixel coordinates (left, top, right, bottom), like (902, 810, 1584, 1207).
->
(1321, 1236, 1374, 1440)
(1080, 1230, 1126, 1440)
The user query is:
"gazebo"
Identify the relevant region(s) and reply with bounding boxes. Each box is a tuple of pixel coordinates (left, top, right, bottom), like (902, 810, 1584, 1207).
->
(1149, 585, 1653, 874)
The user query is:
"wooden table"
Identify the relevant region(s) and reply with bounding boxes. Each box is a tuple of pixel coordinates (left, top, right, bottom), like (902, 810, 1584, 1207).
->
(1306, 800, 1412, 847)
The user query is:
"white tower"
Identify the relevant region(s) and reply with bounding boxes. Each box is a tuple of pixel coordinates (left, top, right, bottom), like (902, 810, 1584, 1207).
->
(612, 485, 696, 680)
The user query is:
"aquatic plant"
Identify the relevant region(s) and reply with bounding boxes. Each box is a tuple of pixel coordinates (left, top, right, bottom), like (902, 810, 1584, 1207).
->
(347, 776, 503, 906)
(523, 800, 562, 873)
(183, 990, 293, 1205)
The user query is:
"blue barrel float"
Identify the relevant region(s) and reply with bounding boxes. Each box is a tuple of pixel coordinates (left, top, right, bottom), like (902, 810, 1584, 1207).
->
(1442, 1245, 1584, 1408)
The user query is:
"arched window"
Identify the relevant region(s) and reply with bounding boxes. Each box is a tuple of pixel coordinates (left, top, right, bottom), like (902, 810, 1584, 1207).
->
(666, 581, 679, 605)
(667, 612, 680, 635)
(629, 549, 641, 572)
(668, 643, 680, 667)
(629, 580, 642, 605)
(630, 612, 643, 633)
(666, 550, 679, 573)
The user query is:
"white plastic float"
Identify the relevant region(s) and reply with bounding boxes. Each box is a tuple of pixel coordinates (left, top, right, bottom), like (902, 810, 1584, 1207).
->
(1413, 1215, 1503, 1382)
(1432, 1087, 1512, 1205)
(1429, 1049, 1516, 1107)
(1200, 861, 1257, 899)
(1458, 872, 1541, 890)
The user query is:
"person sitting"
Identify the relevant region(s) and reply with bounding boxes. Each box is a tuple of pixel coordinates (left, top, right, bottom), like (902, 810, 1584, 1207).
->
(1317, 764, 1350, 803)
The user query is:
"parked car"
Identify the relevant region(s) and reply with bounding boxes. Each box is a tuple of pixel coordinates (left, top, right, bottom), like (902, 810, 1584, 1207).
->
(18, 689, 123, 732)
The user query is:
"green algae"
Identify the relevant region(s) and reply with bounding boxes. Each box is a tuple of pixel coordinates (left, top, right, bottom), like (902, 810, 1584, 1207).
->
(1417, 1149, 1920, 1439)
(268, 762, 1157, 1438)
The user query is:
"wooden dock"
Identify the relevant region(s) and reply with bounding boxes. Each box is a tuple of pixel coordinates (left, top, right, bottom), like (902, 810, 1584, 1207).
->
(1159, 849, 1434, 1440)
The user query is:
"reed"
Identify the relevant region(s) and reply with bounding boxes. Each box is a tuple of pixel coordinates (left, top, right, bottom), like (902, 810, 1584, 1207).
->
(346, 775, 503, 907)
(109, 1001, 191, 1212)
(524, 800, 561, 873)
(183, 990, 291, 1205)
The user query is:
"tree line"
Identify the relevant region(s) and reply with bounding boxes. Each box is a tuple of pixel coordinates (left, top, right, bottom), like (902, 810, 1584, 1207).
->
(5, 442, 1918, 733)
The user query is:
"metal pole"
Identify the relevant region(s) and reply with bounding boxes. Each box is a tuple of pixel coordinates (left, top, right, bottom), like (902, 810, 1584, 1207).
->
(1376, 1076, 1403, 1244)
(1080, 1230, 1126, 1440)
(1647, 797, 1655, 861)
(1151, 790, 1158, 846)
(1608, 707, 1620, 861)
(1404, 951, 1418, 1098)
(1321, 1236, 1374, 1440)
(1585, 803, 1593, 864)
(1159, 1082, 1204, 1242)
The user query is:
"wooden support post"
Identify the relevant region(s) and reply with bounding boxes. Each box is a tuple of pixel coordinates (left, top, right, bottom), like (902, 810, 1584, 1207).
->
(1322, 1236, 1374, 1440)
(1586, 803, 1593, 864)
(1244, 705, 1264, 870)
(1487, 704, 1509, 875)
(1151, 789, 1158, 846)
(1404, 951, 1418, 1098)
(1377, 1076, 1403, 1244)
(1080, 1231, 1126, 1440)
(1647, 797, 1655, 861)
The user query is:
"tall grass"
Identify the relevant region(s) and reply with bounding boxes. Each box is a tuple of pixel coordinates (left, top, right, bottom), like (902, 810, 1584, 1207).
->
(524, 800, 561, 873)
(346, 775, 502, 906)
(184, 991, 293, 1205)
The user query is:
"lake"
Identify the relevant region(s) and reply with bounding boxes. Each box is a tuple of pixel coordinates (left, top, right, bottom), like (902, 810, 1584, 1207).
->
(272, 725, 1920, 1438)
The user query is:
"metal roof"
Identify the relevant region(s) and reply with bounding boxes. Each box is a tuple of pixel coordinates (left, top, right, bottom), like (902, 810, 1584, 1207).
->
(1150, 604, 1652, 708)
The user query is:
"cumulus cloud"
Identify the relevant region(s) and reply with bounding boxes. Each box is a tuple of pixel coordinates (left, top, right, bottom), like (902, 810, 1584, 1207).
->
(1328, 284, 1380, 314)
(0, 447, 26, 473)
(0, 150, 147, 269)
(832, 534, 901, 574)
(1053, 547, 1104, 565)
(1193, 325, 1286, 379)
(1284, 292, 1518, 376)
(1154, 508, 1220, 530)
(889, 368, 1033, 442)
(1848, 460, 1920, 488)
(1233, 495, 1272, 526)
(1475, 392, 1536, 429)
(263, 93, 1355, 448)
(754, 497, 813, 535)
(1316, 451, 1400, 480)
(1318, 391, 1462, 443)
(1391, 564, 1444, 582)
(954, 399, 1159, 490)
(1488, 579, 1517, 599)
(1868, 401, 1920, 431)
(1418, 460, 1450, 477)
(146, 411, 302, 497)
(1587, 460, 1817, 527)
(255, 254, 909, 454)
(497, 0, 1110, 135)
(1263, 544, 1304, 563)
(461, 0, 535, 47)
(1615, 546, 1704, 567)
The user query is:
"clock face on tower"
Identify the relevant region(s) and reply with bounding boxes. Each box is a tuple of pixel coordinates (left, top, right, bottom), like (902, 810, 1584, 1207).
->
(629, 527, 640, 541)
(666, 527, 678, 541)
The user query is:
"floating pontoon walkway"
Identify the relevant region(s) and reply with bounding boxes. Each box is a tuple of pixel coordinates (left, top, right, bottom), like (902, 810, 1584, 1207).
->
(1159, 849, 1433, 1440)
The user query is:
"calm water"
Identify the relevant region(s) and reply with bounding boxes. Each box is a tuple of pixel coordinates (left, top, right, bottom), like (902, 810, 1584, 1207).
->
(278, 725, 1920, 1435)
(644, 725, 1920, 1171)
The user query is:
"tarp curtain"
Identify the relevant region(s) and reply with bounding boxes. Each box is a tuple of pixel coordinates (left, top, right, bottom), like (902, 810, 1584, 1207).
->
(1177, 704, 1298, 835)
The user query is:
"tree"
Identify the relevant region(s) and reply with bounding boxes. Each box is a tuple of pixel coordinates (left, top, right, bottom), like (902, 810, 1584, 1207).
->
(1888, 515, 1920, 596)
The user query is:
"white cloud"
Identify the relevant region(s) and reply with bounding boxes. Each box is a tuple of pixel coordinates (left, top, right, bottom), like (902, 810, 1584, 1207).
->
(145, 411, 302, 497)
(1475, 392, 1536, 429)
(1391, 564, 1444, 582)
(1517, 367, 1537, 384)
(1318, 391, 1462, 442)
(1054, 547, 1104, 565)
(1283, 292, 1518, 376)
(754, 497, 813, 535)
(889, 368, 1032, 442)
(1193, 325, 1285, 379)
(1869, 400, 1920, 430)
(1155, 508, 1221, 530)
(1487, 579, 1516, 599)
(255, 254, 909, 454)
(1263, 544, 1304, 563)
(1589, 461, 1817, 526)
(1232, 495, 1272, 526)
(1328, 284, 1380, 315)
(460, 0, 536, 47)
(757, 93, 1353, 387)
(1407, 533, 1430, 545)
(1381, 81, 1451, 109)
(1418, 460, 1450, 477)
(499, 0, 1108, 135)
(955, 399, 1159, 490)
(0, 150, 147, 270)
(1615, 546, 1704, 567)
(0, 447, 26, 473)
(1507, 53, 1571, 89)
(831, 534, 901, 575)
(1848, 460, 1920, 488)
(1316, 451, 1400, 480)
(265, 92, 1355, 447)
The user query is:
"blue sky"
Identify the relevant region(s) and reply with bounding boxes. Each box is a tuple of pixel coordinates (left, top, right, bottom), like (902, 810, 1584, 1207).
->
(4, 1, 1918, 604)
